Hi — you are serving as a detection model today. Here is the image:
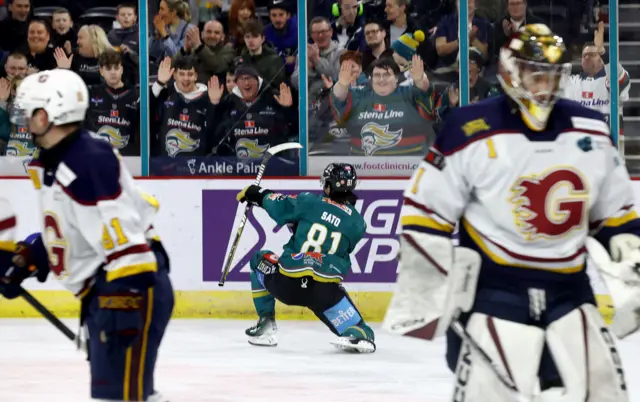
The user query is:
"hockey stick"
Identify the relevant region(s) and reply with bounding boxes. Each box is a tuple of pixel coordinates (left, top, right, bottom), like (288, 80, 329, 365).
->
(218, 142, 303, 286)
(450, 312, 531, 402)
(18, 286, 83, 344)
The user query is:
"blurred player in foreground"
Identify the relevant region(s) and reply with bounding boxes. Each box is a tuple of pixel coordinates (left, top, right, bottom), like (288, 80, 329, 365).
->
(236, 163, 376, 353)
(0, 69, 174, 402)
(384, 24, 640, 400)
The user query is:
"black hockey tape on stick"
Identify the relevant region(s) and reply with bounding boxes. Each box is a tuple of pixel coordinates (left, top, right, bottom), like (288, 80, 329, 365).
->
(19, 286, 77, 342)
(218, 142, 303, 286)
(450, 311, 531, 402)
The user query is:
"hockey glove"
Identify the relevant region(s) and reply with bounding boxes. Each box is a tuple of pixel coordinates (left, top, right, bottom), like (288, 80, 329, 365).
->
(0, 234, 50, 300)
(236, 185, 272, 207)
(94, 284, 147, 352)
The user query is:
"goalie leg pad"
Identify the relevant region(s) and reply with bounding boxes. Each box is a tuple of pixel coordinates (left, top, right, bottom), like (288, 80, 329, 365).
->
(383, 231, 481, 340)
(545, 303, 629, 402)
(451, 313, 544, 401)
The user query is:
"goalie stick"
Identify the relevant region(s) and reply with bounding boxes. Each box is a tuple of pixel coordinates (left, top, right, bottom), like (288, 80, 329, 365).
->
(218, 142, 303, 286)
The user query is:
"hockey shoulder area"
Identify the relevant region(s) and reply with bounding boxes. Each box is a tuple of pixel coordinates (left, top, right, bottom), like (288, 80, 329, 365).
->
(27, 131, 123, 205)
(434, 95, 611, 157)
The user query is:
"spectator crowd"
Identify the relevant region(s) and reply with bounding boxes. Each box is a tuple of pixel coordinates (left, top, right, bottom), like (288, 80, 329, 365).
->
(0, 0, 629, 173)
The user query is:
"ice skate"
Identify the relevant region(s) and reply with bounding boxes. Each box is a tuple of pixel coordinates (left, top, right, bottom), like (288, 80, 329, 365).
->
(246, 316, 278, 346)
(330, 325, 376, 353)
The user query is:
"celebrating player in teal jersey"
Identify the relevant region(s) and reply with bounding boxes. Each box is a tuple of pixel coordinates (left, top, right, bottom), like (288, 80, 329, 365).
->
(236, 163, 375, 353)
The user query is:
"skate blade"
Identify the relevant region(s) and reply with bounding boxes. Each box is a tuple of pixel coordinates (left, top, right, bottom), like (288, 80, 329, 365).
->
(330, 337, 376, 353)
(248, 335, 278, 347)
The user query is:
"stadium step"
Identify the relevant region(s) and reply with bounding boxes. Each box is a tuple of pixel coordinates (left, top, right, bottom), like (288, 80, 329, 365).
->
(619, 4, 640, 24)
(603, 42, 640, 63)
(595, 22, 640, 41)
(625, 116, 640, 136)
(630, 79, 640, 98)
(625, 97, 640, 116)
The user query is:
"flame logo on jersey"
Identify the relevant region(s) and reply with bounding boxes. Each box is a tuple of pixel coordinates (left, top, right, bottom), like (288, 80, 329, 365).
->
(510, 167, 589, 241)
(360, 122, 402, 156)
(6, 140, 36, 156)
(165, 129, 200, 157)
(235, 138, 269, 159)
(93, 125, 130, 149)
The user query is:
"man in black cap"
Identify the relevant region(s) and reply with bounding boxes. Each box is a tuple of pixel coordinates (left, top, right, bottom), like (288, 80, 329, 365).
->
(264, 0, 298, 76)
(207, 64, 297, 159)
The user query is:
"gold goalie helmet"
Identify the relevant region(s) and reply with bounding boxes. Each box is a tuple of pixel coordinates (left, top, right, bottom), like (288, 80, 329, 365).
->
(498, 24, 572, 131)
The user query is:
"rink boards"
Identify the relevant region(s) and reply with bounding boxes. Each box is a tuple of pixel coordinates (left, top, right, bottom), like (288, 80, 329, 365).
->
(0, 178, 624, 323)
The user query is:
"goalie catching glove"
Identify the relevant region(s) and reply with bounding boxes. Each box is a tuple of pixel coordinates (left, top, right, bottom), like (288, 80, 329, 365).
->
(588, 234, 640, 339)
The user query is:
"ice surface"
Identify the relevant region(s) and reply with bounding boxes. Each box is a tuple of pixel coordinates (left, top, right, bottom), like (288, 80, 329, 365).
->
(0, 319, 639, 402)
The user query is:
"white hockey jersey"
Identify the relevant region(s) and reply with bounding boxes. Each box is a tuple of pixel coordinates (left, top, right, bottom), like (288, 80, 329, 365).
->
(563, 60, 631, 124)
(402, 96, 639, 286)
(26, 131, 159, 297)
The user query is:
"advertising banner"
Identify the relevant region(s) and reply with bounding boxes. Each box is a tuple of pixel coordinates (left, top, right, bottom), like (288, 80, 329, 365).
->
(151, 156, 299, 176)
(202, 187, 404, 283)
(307, 156, 421, 176)
(0, 156, 142, 176)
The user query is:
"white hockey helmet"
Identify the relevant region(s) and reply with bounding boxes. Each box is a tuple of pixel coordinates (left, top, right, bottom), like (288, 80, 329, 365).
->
(11, 69, 89, 127)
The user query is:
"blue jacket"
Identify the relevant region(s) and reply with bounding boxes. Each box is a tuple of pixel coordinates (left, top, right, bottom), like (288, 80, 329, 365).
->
(264, 15, 299, 75)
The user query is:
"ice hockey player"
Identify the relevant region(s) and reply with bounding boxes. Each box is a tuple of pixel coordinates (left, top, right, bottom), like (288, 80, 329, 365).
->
(236, 162, 376, 353)
(383, 24, 640, 401)
(0, 69, 174, 402)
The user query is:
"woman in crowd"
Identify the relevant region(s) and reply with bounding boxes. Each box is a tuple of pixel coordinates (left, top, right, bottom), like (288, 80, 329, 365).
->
(54, 24, 139, 86)
(227, 0, 257, 52)
(24, 20, 57, 73)
(149, 0, 195, 61)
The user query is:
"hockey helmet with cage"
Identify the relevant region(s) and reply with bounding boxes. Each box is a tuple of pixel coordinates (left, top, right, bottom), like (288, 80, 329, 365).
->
(321, 163, 358, 195)
(498, 24, 572, 131)
(11, 69, 89, 129)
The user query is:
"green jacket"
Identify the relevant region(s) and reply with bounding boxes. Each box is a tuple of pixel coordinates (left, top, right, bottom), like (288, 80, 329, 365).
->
(239, 45, 286, 89)
(178, 42, 236, 84)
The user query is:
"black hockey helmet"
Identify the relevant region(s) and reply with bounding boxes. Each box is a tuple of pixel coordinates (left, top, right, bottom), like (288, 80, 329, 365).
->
(498, 24, 572, 131)
(320, 163, 358, 195)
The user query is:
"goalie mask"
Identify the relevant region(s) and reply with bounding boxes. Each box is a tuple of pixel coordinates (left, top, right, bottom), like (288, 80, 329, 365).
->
(321, 163, 358, 195)
(498, 24, 572, 131)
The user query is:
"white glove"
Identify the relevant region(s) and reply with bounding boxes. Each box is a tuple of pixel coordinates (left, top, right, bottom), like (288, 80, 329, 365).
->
(587, 235, 640, 338)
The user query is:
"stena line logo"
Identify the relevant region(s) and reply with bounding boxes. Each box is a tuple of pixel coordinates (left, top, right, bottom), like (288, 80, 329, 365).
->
(201, 189, 404, 283)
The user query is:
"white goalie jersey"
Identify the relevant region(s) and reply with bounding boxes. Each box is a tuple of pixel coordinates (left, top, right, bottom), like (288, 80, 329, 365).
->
(401, 95, 639, 288)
